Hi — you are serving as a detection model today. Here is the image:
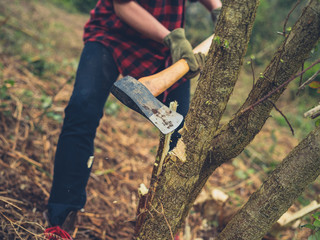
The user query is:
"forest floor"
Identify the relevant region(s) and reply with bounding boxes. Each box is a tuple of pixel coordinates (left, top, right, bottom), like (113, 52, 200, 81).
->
(0, 1, 319, 239)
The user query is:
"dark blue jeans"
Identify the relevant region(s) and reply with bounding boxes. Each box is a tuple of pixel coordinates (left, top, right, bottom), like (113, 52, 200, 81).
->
(47, 42, 190, 226)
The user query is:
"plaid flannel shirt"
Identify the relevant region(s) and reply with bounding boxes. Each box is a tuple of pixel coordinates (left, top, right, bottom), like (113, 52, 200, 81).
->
(83, 0, 192, 100)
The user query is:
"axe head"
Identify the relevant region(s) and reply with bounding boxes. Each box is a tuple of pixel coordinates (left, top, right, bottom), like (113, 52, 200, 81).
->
(110, 76, 183, 134)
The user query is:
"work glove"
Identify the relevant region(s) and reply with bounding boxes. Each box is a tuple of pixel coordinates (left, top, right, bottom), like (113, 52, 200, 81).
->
(211, 8, 221, 31)
(164, 28, 203, 78)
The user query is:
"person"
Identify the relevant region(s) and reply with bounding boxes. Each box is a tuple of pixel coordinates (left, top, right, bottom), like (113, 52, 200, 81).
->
(44, 0, 222, 239)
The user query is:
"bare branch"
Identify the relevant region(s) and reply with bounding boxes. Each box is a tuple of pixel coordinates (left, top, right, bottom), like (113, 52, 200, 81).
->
(283, 0, 302, 35)
(304, 104, 320, 119)
(250, 57, 256, 88)
(298, 68, 320, 91)
(241, 59, 320, 114)
(269, 100, 295, 135)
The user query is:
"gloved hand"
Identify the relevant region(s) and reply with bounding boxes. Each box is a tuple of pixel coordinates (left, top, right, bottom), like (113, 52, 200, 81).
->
(164, 28, 200, 76)
(211, 8, 221, 31)
(188, 52, 206, 78)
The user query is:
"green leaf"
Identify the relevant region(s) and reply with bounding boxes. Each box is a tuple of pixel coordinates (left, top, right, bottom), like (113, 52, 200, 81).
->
(312, 212, 320, 220)
(308, 231, 320, 240)
(5, 79, 15, 87)
(316, 118, 320, 127)
(213, 36, 221, 45)
(308, 235, 316, 240)
(313, 219, 320, 227)
(309, 81, 320, 89)
(301, 223, 316, 230)
(314, 231, 320, 239)
(224, 40, 229, 48)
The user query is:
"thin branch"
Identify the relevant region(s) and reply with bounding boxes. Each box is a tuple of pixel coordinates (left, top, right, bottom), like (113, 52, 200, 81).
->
(304, 104, 320, 119)
(151, 203, 174, 240)
(298, 68, 320, 91)
(299, 62, 304, 87)
(283, 0, 302, 35)
(0, 211, 44, 239)
(241, 59, 320, 114)
(269, 100, 295, 135)
(274, 0, 302, 90)
(160, 203, 174, 240)
(250, 58, 256, 88)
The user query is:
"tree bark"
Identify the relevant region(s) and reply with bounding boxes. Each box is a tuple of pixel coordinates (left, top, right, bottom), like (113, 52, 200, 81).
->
(217, 125, 320, 240)
(135, 0, 320, 239)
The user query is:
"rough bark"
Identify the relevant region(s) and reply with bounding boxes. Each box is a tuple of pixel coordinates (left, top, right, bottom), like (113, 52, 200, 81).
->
(217, 125, 320, 240)
(135, 0, 320, 239)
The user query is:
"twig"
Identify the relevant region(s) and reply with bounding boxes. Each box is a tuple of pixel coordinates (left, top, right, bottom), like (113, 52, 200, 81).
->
(283, 0, 301, 36)
(151, 203, 174, 240)
(304, 104, 320, 119)
(241, 59, 320, 114)
(298, 68, 320, 91)
(299, 62, 304, 88)
(278, 200, 320, 226)
(274, 0, 301, 90)
(250, 58, 256, 88)
(6, 151, 43, 168)
(269, 100, 294, 135)
(0, 197, 23, 211)
(0, 211, 44, 239)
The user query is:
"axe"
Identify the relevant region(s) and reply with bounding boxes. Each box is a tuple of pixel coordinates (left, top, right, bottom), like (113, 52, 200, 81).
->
(111, 35, 213, 134)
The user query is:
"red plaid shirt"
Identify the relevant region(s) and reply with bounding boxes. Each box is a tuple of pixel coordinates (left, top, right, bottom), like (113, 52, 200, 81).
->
(83, 0, 191, 99)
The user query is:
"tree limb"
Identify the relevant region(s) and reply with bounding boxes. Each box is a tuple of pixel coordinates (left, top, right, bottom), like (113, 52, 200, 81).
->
(217, 125, 320, 240)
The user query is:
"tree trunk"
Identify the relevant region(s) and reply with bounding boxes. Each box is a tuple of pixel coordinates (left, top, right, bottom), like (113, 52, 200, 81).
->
(217, 125, 320, 240)
(135, 0, 320, 239)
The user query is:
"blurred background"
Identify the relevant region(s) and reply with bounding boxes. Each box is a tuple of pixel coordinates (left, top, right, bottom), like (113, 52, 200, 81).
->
(0, 0, 319, 239)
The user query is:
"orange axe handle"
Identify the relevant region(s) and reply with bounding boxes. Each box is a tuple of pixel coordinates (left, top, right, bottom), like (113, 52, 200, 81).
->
(138, 34, 214, 97)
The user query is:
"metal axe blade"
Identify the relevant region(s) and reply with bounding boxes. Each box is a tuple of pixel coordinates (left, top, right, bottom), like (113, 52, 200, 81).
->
(110, 35, 214, 134)
(110, 76, 183, 134)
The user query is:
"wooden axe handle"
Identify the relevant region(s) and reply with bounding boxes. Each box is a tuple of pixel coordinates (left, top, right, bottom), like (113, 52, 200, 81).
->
(139, 34, 214, 97)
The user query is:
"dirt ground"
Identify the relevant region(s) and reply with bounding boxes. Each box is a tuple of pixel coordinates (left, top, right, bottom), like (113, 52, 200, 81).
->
(0, 1, 319, 239)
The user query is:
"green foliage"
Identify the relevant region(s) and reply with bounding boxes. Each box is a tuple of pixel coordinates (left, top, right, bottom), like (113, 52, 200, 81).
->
(40, 95, 53, 109)
(301, 212, 320, 240)
(49, 0, 97, 13)
(0, 79, 15, 101)
(46, 111, 63, 122)
(213, 36, 221, 45)
(309, 81, 320, 89)
(74, 0, 97, 13)
(248, 0, 304, 59)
